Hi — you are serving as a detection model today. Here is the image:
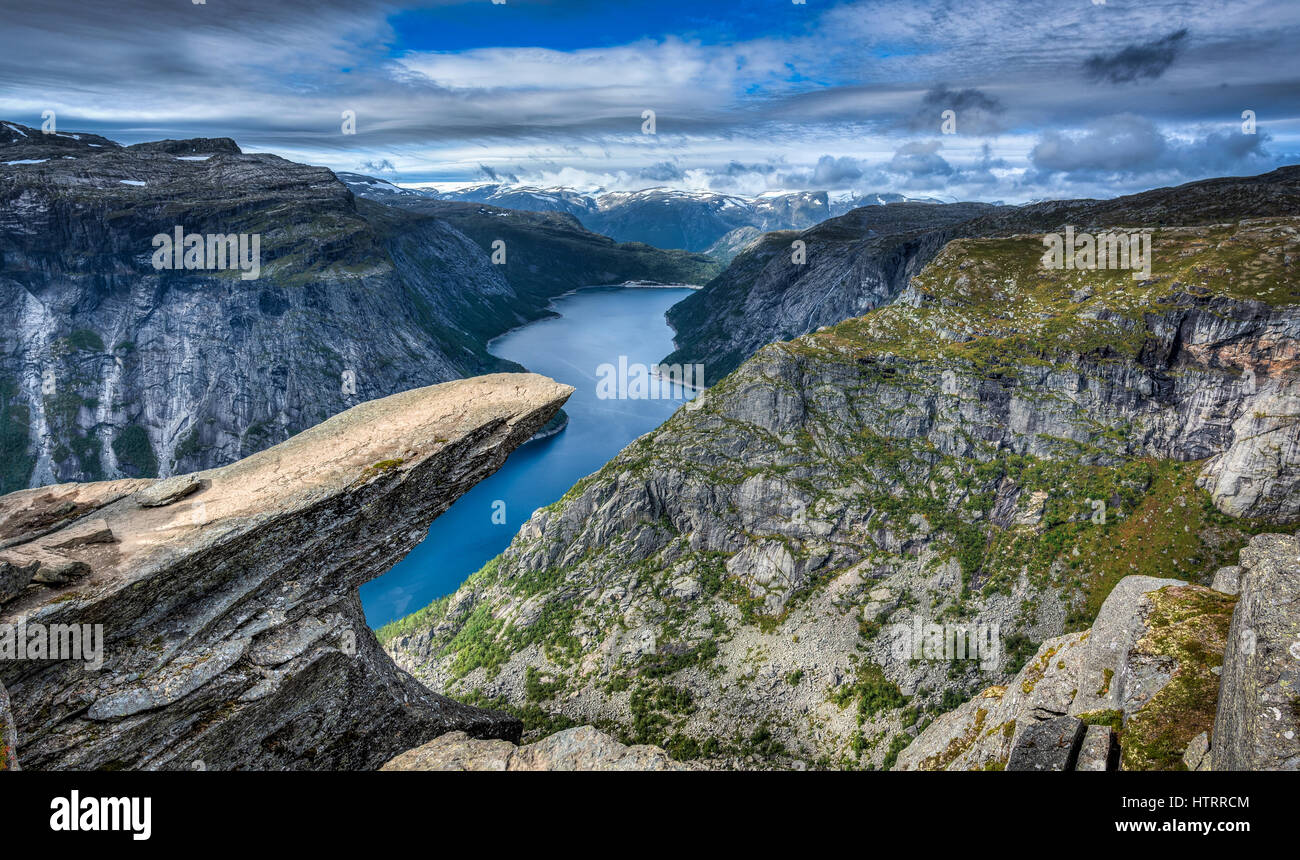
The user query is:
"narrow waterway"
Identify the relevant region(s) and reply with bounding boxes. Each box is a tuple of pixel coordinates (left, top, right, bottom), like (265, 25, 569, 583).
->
(360, 285, 699, 628)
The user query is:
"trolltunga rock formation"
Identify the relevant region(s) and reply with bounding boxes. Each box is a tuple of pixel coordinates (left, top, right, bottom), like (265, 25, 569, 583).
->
(0, 373, 571, 770)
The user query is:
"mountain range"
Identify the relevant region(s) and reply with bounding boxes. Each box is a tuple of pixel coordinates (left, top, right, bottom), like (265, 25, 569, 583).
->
(338, 173, 943, 253)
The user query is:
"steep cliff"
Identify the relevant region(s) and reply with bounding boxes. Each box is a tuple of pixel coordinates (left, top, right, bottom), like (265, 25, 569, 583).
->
(0, 679, 16, 770)
(666, 166, 1300, 383)
(387, 218, 1298, 768)
(0, 122, 709, 495)
(664, 201, 1001, 383)
(0, 372, 571, 770)
(350, 196, 721, 305)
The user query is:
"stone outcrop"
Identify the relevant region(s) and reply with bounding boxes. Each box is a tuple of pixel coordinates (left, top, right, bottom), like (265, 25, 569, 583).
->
(1211, 532, 1300, 771)
(381, 726, 694, 771)
(664, 202, 1000, 382)
(0, 373, 571, 770)
(1075, 724, 1118, 771)
(896, 571, 1252, 771)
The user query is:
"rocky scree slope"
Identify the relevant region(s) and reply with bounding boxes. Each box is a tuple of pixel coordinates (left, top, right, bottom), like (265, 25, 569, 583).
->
(667, 166, 1300, 383)
(387, 219, 1299, 768)
(0, 372, 571, 770)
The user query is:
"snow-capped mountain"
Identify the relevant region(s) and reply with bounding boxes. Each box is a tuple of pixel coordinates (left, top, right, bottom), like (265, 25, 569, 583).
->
(340, 179, 942, 253)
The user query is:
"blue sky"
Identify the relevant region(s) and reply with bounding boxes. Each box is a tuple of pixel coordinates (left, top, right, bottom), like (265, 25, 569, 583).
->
(388, 0, 824, 52)
(1, 0, 1297, 202)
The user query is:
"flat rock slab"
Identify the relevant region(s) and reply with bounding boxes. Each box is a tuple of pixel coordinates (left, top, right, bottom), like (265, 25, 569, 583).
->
(134, 475, 203, 508)
(1007, 716, 1085, 771)
(41, 518, 114, 550)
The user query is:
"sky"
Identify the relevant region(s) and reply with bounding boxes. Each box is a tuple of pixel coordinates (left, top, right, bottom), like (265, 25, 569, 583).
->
(2, 0, 1298, 202)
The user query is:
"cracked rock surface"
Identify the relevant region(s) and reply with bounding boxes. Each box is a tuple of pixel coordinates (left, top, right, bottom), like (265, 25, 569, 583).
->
(0, 373, 571, 770)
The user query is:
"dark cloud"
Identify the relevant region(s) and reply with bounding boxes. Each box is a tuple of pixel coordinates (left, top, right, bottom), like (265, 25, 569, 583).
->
(1029, 113, 1276, 183)
(1083, 29, 1188, 84)
(478, 164, 520, 183)
(360, 158, 395, 173)
(910, 85, 1006, 135)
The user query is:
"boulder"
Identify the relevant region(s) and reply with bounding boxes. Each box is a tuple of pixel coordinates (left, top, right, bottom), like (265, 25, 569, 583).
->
(1007, 716, 1084, 771)
(1183, 731, 1211, 772)
(1212, 533, 1300, 770)
(134, 475, 203, 508)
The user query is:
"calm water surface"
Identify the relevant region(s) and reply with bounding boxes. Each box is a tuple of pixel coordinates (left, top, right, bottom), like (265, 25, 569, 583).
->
(360, 285, 697, 628)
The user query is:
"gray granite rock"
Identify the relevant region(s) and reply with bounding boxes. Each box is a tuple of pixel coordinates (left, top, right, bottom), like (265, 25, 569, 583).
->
(134, 475, 203, 508)
(1183, 731, 1211, 771)
(1007, 716, 1085, 771)
(1212, 533, 1300, 771)
(1211, 565, 1243, 595)
(0, 678, 18, 770)
(1075, 724, 1118, 771)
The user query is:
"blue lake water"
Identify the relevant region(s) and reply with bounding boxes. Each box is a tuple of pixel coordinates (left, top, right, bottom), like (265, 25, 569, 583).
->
(360, 285, 699, 628)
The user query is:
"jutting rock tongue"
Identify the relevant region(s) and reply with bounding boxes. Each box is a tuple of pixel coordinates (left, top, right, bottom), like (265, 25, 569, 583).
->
(0, 373, 572, 770)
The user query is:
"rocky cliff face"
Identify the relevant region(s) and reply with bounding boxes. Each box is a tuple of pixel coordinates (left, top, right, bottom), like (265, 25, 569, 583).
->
(666, 167, 1300, 383)
(0, 121, 526, 492)
(387, 218, 1298, 768)
(0, 122, 709, 496)
(0, 679, 16, 770)
(664, 202, 1001, 383)
(0, 372, 571, 770)
(1212, 532, 1300, 770)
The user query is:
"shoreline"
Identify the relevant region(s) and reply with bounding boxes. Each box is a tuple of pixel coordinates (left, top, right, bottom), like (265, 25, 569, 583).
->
(485, 281, 702, 353)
